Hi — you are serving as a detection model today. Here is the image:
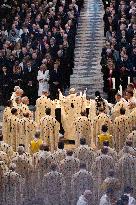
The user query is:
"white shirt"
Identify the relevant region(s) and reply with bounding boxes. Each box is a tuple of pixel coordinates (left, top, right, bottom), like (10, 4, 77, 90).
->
(125, 194, 136, 205)
(77, 195, 88, 205)
(99, 194, 111, 205)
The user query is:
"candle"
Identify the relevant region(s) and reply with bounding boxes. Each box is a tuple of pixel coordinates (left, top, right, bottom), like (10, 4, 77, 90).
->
(112, 78, 115, 89)
(80, 91, 82, 96)
(119, 85, 122, 96)
(83, 88, 87, 98)
(128, 77, 130, 85)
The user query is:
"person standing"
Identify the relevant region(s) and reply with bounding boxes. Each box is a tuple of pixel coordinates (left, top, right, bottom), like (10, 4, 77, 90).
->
(60, 150, 80, 204)
(37, 64, 49, 97)
(2, 100, 13, 143)
(77, 190, 93, 205)
(99, 188, 116, 205)
(0, 66, 12, 105)
(40, 108, 60, 153)
(71, 163, 94, 205)
(23, 61, 37, 105)
(49, 61, 62, 100)
(7, 108, 19, 151)
(114, 108, 131, 152)
(42, 163, 67, 205)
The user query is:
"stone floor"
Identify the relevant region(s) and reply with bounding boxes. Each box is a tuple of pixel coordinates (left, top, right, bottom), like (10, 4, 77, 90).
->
(70, 0, 105, 98)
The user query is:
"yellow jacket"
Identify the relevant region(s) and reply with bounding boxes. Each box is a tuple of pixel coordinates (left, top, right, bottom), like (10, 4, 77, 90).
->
(30, 139, 43, 154)
(98, 133, 112, 148)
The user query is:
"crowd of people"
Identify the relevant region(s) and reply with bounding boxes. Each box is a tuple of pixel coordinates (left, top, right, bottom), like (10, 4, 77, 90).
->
(101, 0, 136, 94)
(0, 0, 136, 204)
(0, 84, 136, 204)
(0, 0, 84, 105)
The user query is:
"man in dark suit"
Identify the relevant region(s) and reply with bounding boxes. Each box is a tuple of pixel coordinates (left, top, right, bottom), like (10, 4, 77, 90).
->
(22, 61, 38, 105)
(0, 66, 12, 105)
(49, 61, 63, 100)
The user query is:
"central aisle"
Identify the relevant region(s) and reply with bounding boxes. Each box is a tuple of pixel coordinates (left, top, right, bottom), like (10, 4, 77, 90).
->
(70, 0, 105, 98)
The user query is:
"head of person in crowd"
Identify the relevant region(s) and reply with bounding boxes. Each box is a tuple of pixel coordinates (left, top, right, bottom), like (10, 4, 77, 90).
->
(101, 147, 109, 155)
(120, 107, 126, 115)
(22, 96, 29, 105)
(17, 146, 25, 155)
(42, 89, 49, 96)
(127, 83, 135, 92)
(115, 93, 122, 102)
(15, 96, 22, 105)
(120, 195, 129, 205)
(9, 163, 16, 172)
(45, 108, 51, 116)
(2, 66, 8, 73)
(80, 138, 86, 145)
(34, 131, 41, 139)
(101, 124, 108, 133)
(50, 163, 58, 172)
(66, 150, 73, 157)
(39, 144, 49, 152)
(95, 91, 101, 97)
(69, 87, 76, 95)
(126, 91, 134, 100)
(83, 190, 92, 203)
(6, 100, 13, 108)
(80, 111, 87, 117)
(80, 163, 86, 170)
(125, 140, 133, 147)
(11, 107, 18, 116)
(106, 188, 115, 200)
(15, 88, 24, 97)
(103, 140, 110, 147)
(124, 186, 134, 196)
(116, 200, 124, 205)
(23, 112, 30, 118)
(108, 169, 115, 178)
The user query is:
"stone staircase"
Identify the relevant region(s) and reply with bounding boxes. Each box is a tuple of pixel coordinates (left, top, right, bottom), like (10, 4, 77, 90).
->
(70, 0, 106, 98)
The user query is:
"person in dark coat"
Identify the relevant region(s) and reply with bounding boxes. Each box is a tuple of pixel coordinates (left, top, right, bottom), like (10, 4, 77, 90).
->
(22, 61, 38, 105)
(0, 66, 12, 105)
(49, 61, 63, 100)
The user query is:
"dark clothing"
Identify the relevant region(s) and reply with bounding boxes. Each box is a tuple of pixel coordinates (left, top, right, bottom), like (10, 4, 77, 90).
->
(49, 69, 63, 100)
(0, 72, 12, 105)
(23, 67, 38, 105)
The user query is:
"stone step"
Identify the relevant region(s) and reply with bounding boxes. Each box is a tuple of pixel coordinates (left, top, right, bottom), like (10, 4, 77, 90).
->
(70, 0, 106, 98)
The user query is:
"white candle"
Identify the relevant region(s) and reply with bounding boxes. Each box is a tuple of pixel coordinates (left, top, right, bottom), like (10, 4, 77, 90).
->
(80, 91, 82, 96)
(112, 78, 115, 89)
(128, 77, 130, 85)
(83, 88, 87, 98)
(119, 85, 122, 96)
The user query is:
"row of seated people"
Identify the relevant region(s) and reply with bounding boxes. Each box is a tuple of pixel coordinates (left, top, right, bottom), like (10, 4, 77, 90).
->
(101, 0, 136, 94)
(0, 131, 136, 205)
